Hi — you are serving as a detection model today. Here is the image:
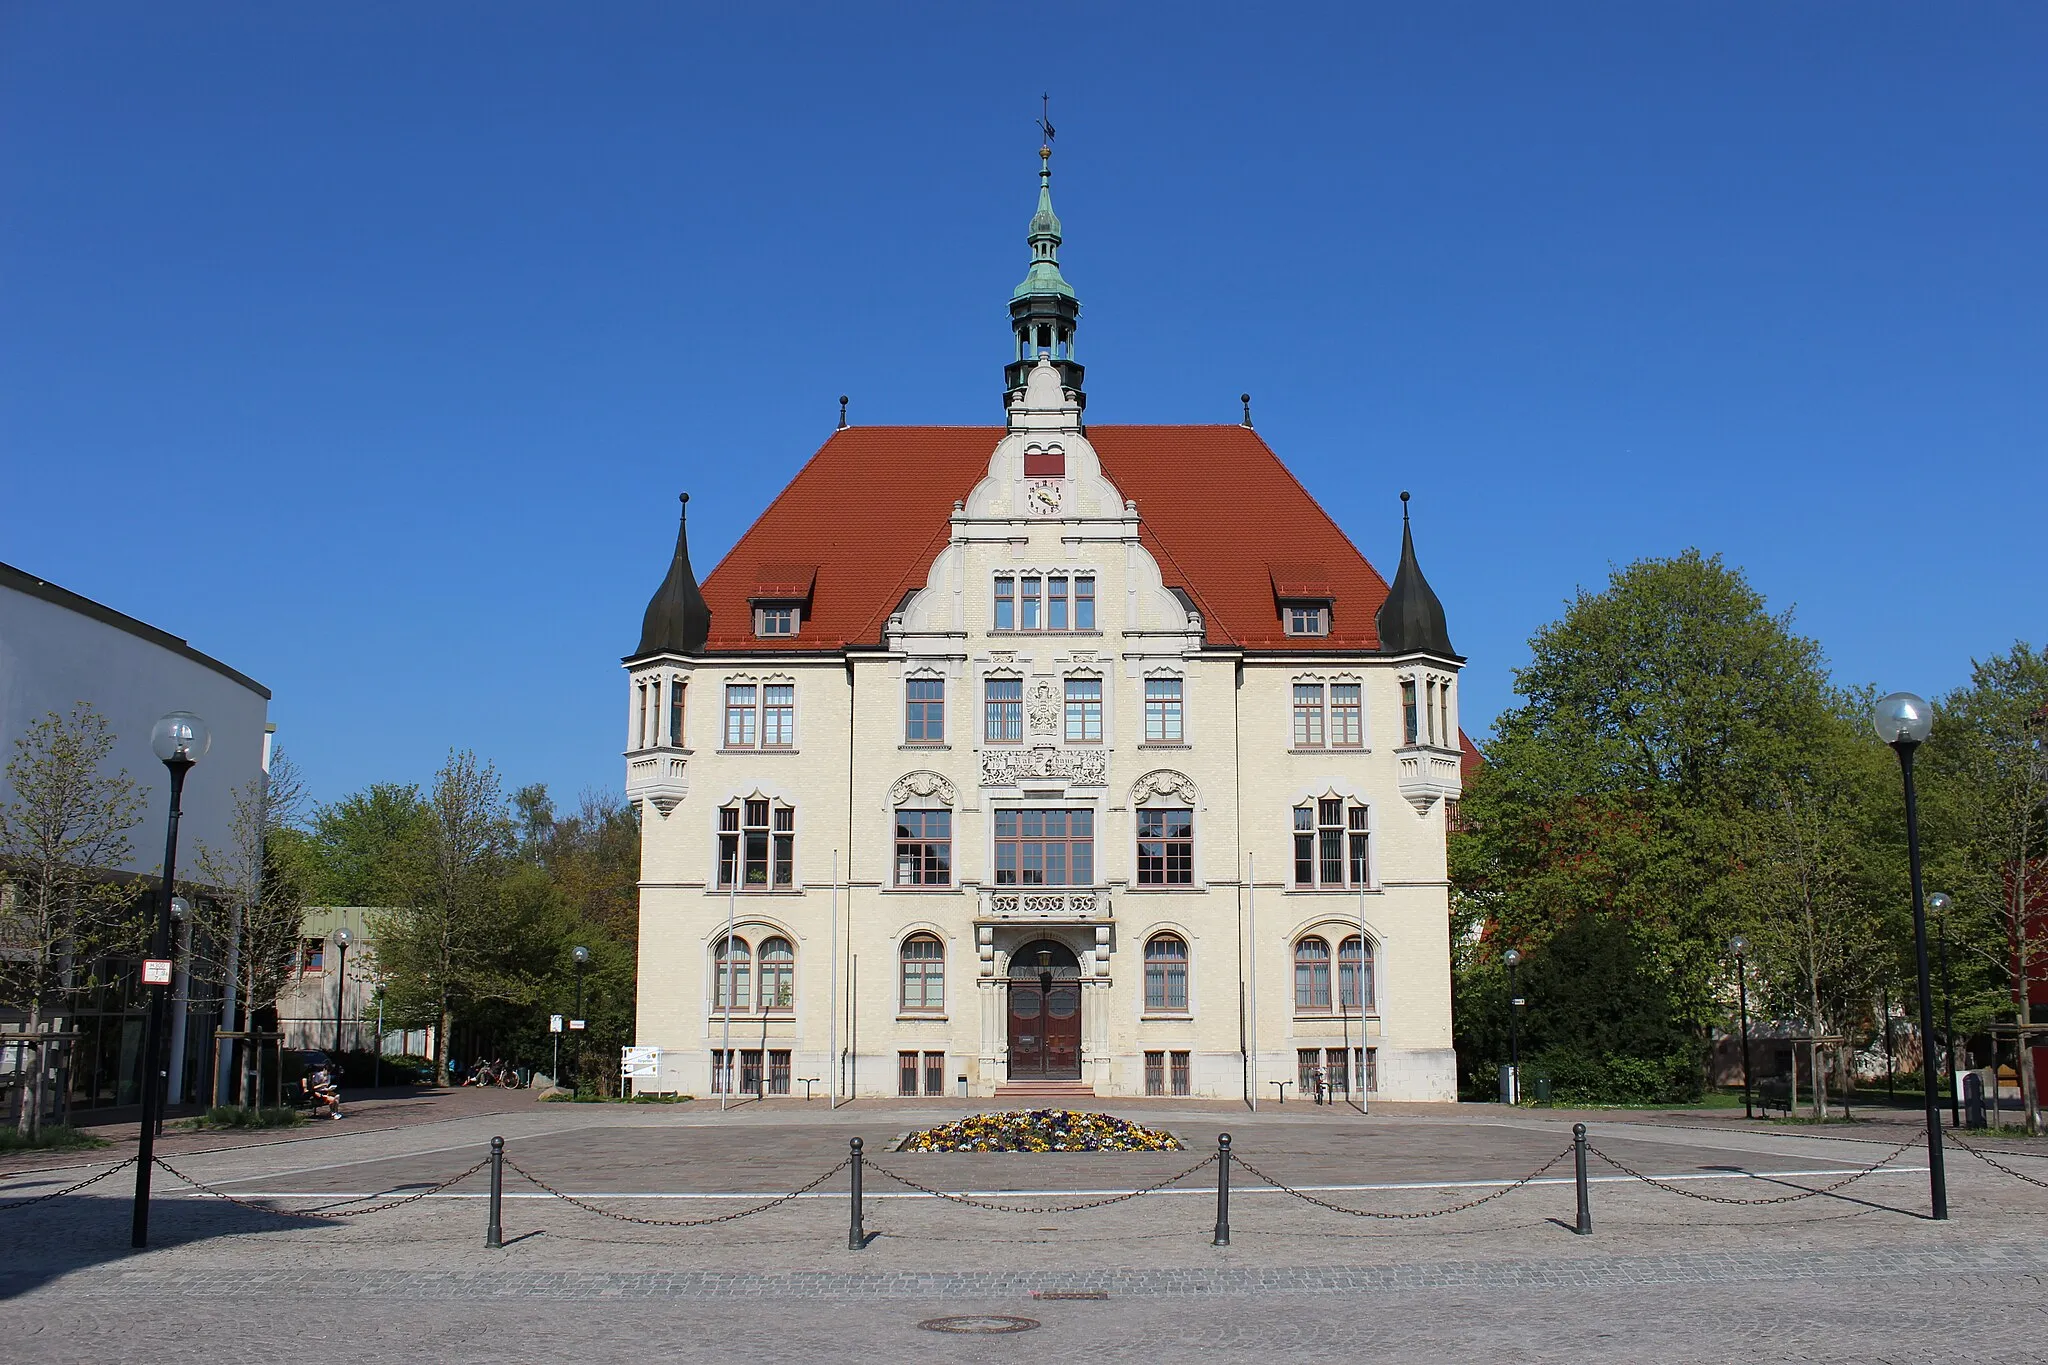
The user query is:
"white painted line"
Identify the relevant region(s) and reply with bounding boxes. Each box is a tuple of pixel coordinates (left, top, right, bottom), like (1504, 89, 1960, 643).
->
(177, 1166, 1931, 1202)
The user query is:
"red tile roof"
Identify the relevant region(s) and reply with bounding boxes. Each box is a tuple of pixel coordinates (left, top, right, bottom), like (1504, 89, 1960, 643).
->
(696, 425, 1393, 654)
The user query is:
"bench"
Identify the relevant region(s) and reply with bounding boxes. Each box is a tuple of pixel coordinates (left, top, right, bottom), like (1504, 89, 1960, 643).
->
(1754, 1077, 1793, 1116)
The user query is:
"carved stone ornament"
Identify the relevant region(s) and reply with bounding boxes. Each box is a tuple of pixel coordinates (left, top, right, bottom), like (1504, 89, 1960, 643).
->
(889, 770, 958, 806)
(1026, 679, 1061, 734)
(980, 745, 1108, 788)
(1130, 768, 1198, 805)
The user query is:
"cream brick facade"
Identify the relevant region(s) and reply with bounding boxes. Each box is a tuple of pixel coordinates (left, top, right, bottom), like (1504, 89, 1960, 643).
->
(625, 362, 1462, 1101)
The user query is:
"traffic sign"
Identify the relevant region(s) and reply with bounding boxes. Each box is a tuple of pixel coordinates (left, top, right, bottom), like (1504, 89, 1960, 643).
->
(550, 1014, 563, 1033)
(568, 1019, 586, 1031)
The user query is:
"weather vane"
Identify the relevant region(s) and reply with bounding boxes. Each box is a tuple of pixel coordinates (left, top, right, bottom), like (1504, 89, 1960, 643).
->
(1037, 93, 1055, 148)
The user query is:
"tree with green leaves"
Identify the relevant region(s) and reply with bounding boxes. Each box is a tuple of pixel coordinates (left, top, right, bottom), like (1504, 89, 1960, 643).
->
(0, 704, 143, 1136)
(1922, 642, 2048, 1133)
(1452, 550, 1847, 1098)
(302, 782, 429, 907)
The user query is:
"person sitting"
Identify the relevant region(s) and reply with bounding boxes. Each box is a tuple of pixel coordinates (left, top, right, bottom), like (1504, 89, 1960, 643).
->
(308, 1064, 344, 1119)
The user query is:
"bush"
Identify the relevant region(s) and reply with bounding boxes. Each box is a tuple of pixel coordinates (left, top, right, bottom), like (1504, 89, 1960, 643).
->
(0, 1125, 110, 1152)
(1532, 1049, 1702, 1106)
(198, 1106, 305, 1129)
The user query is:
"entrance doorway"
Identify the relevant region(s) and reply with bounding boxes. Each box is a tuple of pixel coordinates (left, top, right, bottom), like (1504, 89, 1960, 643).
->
(1007, 940, 1082, 1080)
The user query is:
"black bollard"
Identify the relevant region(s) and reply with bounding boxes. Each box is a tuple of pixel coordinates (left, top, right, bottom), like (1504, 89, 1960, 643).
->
(1212, 1133, 1232, 1247)
(1573, 1123, 1591, 1236)
(847, 1136, 866, 1251)
(486, 1135, 504, 1249)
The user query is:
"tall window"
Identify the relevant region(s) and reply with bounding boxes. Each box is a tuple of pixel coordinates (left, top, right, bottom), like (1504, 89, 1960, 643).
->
(668, 680, 686, 747)
(1294, 936, 1332, 1011)
(993, 808, 1094, 886)
(905, 677, 945, 743)
(900, 934, 944, 1011)
(985, 677, 1022, 742)
(1144, 678, 1183, 742)
(894, 809, 951, 886)
(758, 936, 794, 1010)
(761, 684, 794, 748)
(1330, 683, 1362, 748)
(1292, 684, 1326, 747)
(993, 574, 1096, 631)
(714, 935, 750, 1011)
(718, 798, 795, 890)
(1339, 935, 1374, 1012)
(636, 682, 650, 749)
(1136, 808, 1194, 886)
(1402, 679, 1419, 744)
(725, 684, 757, 747)
(1065, 677, 1102, 742)
(1144, 933, 1189, 1011)
(1292, 798, 1370, 888)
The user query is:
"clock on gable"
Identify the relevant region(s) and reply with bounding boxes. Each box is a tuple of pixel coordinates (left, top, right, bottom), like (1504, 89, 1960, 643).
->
(1026, 479, 1064, 516)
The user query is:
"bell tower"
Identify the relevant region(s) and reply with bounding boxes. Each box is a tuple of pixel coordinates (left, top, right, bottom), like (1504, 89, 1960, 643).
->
(1004, 129, 1084, 411)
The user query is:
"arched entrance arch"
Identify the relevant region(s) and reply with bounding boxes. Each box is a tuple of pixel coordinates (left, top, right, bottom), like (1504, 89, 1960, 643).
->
(1006, 939, 1082, 1080)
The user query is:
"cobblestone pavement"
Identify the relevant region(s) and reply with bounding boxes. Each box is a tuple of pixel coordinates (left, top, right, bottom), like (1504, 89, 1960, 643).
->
(5, 1096, 2047, 1361)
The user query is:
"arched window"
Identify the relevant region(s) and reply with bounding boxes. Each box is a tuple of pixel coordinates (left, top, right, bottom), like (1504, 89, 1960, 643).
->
(714, 935, 750, 1012)
(1339, 936, 1374, 1012)
(758, 936, 794, 1010)
(900, 934, 944, 1012)
(1144, 933, 1189, 1012)
(1294, 936, 1332, 1012)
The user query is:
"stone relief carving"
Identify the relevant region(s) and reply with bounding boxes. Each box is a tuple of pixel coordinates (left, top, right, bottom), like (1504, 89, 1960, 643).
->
(980, 745, 1108, 787)
(1130, 768, 1198, 805)
(889, 770, 958, 806)
(1026, 679, 1060, 735)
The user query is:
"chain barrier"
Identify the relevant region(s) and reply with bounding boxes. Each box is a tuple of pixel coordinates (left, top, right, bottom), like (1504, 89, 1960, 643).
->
(1948, 1133, 2048, 1191)
(152, 1155, 491, 1218)
(0, 1157, 138, 1212)
(865, 1153, 1218, 1215)
(1585, 1134, 1921, 1206)
(1228, 1145, 1575, 1221)
(504, 1155, 852, 1228)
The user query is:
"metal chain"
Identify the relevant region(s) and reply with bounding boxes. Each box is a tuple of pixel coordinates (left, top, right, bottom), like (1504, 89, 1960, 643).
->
(865, 1153, 1217, 1214)
(503, 1156, 851, 1228)
(0, 1157, 138, 1211)
(1229, 1145, 1572, 1220)
(1948, 1133, 2048, 1191)
(1585, 1135, 1921, 1206)
(152, 1155, 491, 1218)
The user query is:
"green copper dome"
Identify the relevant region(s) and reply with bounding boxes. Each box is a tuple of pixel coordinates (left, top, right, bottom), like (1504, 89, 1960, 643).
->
(1012, 155, 1075, 301)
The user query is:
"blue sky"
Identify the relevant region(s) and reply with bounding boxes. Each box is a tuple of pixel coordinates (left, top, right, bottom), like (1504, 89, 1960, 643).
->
(3, 4, 2042, 808)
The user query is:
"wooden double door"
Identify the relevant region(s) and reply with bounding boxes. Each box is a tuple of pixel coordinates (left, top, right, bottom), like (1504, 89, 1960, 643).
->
(1007, 940, 1082, 1080)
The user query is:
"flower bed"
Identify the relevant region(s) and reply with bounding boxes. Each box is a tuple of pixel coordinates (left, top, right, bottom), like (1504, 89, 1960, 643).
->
(898, 1109, 1183, 1153)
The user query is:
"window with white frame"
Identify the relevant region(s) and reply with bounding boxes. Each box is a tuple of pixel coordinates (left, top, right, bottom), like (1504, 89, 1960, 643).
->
(899, 934, 944, 1011)
(1064, 677, 1102, 742)
(1294, 936, 1333, 1010)
(1291, 797, 1371, 888)
(725, 685, 756, 747)
(758, 935, 794, 1010)
(668, 679, 686, 747)
(1293, 681, 1362, 749)
(717, 798, 795, 890)
(1144, 678, 1183, 742)
(1339, 934, 1374, 1012)
(725, 682, 794, 749)
(1329, 682, 1362, 747)
(713, 934, 750, 1011)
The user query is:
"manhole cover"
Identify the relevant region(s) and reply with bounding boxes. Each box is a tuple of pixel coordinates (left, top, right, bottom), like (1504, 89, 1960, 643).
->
(917, 1315, 1041, 1335)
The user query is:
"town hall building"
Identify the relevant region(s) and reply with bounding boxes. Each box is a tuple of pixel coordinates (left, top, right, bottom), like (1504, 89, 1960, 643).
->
(622, 140, 1472, 1102)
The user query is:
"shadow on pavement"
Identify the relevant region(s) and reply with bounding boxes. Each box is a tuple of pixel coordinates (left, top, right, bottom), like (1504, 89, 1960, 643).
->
(0, 1193, 334, 1301)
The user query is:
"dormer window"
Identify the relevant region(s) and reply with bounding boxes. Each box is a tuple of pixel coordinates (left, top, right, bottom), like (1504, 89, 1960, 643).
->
(755, 605, 800, 638)
(1284, 603, 1330, 637)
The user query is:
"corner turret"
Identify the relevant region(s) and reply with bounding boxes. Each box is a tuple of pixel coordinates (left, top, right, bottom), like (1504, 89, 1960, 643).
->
(632, 493, 712, 659)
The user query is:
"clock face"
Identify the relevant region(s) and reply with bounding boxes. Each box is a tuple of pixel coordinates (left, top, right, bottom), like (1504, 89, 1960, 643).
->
(1027, 480, 1063, 515)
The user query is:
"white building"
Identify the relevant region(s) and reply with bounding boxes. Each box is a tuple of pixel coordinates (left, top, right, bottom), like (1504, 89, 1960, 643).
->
(0, 560, 270, 1113)
(623, 145, 1470, 1102)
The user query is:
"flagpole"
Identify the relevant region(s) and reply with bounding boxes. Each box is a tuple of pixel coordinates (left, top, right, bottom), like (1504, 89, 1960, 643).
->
(1248, 853, 1258, 1113)
(720, 853, 736, 1112)
(828, 849, 840, 1110)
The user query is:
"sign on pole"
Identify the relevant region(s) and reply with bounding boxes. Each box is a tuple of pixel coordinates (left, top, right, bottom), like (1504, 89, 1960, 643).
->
(142, 959, 173, 986)
(550, 1014, 564, 1033)
(568, 1019, 586, 1031)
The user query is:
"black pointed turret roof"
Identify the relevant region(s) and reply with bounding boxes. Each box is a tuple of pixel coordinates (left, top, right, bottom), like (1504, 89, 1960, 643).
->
(1375, 492, 1457, 659)
(631, 493, 711, 659)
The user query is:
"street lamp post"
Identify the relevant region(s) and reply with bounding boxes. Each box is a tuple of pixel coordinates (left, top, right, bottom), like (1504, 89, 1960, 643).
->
(571, 945, 589, 1093)
(332, 927, 353, 1058)
(133, 711, 209, 1249)
(1503, 948, 1523, 1106)
(1730, 935, 1753, 1120)
(1929, 891, 1959, 1127)
(1873, 691, 1947, 1221)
